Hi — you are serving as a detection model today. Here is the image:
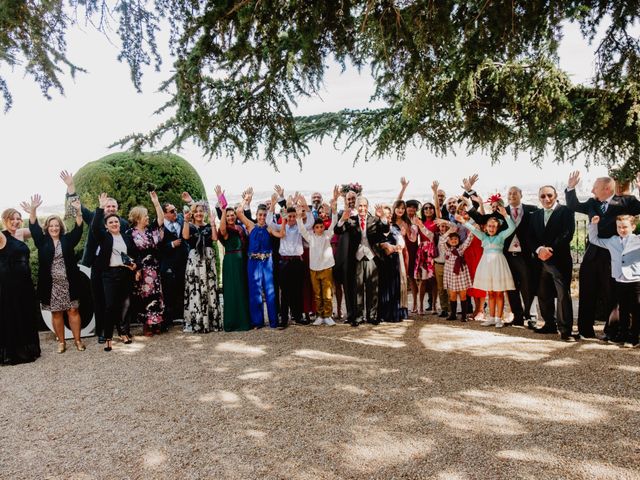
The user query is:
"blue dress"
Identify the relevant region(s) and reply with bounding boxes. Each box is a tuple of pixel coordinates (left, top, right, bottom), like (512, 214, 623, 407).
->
(247, 226, 277, 328)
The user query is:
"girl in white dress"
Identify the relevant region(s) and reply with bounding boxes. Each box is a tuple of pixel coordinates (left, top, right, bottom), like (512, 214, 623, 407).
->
(456, 205, 516, 328)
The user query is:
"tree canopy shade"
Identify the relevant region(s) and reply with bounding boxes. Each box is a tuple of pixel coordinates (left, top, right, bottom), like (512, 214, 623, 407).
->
(3, 1, 640, 179)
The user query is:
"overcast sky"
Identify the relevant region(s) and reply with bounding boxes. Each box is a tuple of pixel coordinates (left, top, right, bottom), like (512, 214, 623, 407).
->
(0, 19, 609, 212)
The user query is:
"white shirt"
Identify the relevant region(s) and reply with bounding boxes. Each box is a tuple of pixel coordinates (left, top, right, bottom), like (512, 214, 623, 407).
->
(268, 212, 314, 256)
(164, 219, 181, 236)
(110, 234, 127, 267)
(298, 214, 337, 271)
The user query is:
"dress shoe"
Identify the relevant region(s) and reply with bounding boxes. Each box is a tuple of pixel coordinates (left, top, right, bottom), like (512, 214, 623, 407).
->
(350, 320, 360, 327)
(578, 330, 596, 339)
(368, 319, 380, 325)
(439, 311, 449, 318)
(97, 336, 106, 344)
(526, 320, 538, 330)
(277, 321, 288, 330)
(295, 318, 310, 326)
(509, 316, 524, 326)
(534, 326, 558, 334)
(560, 333, 577, 342)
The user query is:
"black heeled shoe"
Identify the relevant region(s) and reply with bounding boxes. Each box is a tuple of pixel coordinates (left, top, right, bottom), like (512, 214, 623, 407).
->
(104, 339, 112, 352)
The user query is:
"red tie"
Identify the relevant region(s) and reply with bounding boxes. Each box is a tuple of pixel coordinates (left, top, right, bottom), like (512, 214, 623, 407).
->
(512, 207, 518, 220)
(360, 216, 365, 231)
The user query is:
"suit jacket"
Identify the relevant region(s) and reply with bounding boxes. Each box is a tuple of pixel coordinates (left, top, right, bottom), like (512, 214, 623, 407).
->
(80, 205, 128, 267)
(333, 214, 390, 264)
(503, 203, 538, 255)
(159, 214, 189, 275)
(29, 220, 84, 305)
(528, 204, 575, 277)
(588, 225, 640, 281)
(565, 189, 640, 261)
(91, 208, 139, 271)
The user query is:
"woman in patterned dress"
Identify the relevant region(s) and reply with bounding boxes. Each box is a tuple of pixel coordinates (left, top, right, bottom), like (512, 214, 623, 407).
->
(0, 208, 41, 364)
(127, 191, 165, 336)
(182, 202, 221, 333)
(27, 195, 85, 353)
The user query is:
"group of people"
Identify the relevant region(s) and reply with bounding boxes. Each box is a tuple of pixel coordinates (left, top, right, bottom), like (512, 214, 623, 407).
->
(1, 169, 639, 365)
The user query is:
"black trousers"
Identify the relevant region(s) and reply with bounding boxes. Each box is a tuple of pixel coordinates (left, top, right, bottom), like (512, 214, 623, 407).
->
(278, 257, 304, 322)
(506, 253, 536, 320)
(615, 281, 640, 344)
(102, 267, 133, 339)
(537, 262, 573, 335)
(90, 266, 106, 338)
(161, 268, 186, 325)
(577, 245, 616, 336)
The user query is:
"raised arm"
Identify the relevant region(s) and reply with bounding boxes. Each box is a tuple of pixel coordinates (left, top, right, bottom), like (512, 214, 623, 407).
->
(431, 181, 442, 219)
(91, 193, 109, 241)
(23, 194, 44, 248)
(150, 191, 164, 228)
(587, 216, 612, 249)
(455, 213, 486, 242)
(564, 171, 590, 214)
(397, 177, 409, 201)
(496, 206, 516, 239)
(182, 211, 192, 240)
(236, 204, 255, 232)
(296, 208, 311, 242)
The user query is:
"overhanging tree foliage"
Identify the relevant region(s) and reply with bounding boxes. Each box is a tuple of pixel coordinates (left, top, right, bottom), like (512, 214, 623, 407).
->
(2, 1, 640, 179)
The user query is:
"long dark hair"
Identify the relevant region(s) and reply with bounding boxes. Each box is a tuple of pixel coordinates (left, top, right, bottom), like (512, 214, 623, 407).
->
(391, 200, 410, 225)
(420, 202, 437, 222)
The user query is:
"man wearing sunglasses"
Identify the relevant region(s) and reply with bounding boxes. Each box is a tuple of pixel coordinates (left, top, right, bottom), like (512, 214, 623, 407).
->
(159, 202, 189, 330)
(565, 171, 640, 340)
(529, 186, 577, 341)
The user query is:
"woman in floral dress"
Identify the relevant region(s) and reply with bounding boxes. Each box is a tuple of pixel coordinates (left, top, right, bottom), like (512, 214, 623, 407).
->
(182, 201, 221, 333)
(127, 191, 165, 336)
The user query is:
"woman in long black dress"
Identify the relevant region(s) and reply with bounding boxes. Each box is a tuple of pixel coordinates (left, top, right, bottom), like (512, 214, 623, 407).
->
(0, 206, 41, 364)
(27, 195, 85, 353)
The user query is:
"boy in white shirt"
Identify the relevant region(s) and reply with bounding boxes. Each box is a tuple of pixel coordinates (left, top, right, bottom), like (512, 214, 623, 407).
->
(297, 200, 338, 325)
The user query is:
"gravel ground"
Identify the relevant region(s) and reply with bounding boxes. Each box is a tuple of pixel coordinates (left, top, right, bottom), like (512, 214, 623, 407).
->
(1, 315, 639, 480)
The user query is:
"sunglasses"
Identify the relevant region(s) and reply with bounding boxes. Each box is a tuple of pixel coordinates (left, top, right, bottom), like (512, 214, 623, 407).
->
(539, 193, 555, 199)
(167, 209, 176, 214)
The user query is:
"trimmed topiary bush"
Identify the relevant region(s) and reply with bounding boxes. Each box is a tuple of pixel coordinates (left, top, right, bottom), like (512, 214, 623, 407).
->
(73, 151, 207, 214)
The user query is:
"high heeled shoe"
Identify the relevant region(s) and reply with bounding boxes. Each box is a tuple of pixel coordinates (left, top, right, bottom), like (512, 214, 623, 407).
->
(57, 342, 66, 354)
(120, 334, 132, 344)
(74, 340, 86, 351)
(104, 339, 112, 352)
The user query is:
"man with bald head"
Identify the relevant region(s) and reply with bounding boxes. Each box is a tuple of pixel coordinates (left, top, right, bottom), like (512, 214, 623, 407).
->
(565, 171, 640, 340)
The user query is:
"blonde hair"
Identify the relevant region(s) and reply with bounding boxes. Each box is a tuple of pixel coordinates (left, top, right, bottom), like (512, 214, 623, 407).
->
(128, 206, 148, 227)
(190, 202, 208, 220)
(43, 215, 66, 236)
(1, 208, 21, 230)
(616, 215, 638, 226)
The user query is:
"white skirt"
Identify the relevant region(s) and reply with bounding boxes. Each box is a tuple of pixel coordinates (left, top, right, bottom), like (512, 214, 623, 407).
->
(473, 251, 515, 292)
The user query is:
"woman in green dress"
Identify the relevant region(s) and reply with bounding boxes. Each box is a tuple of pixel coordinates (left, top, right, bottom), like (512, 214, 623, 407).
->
(218, 206, 251, 331)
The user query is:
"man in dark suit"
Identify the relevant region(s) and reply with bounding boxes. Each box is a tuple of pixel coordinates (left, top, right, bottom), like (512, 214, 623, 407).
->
(503, 187, 539, 326)
(333, 190, 357, 323)
(61, 170, 128, 343)
(159, 202, 189, 330)
(565, 171, 640, 339)
(529, 185, 576, 341)
(334, 196, 389, 326)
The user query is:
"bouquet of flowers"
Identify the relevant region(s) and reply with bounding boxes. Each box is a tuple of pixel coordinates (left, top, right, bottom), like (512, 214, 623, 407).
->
(340, 182, 363, 195)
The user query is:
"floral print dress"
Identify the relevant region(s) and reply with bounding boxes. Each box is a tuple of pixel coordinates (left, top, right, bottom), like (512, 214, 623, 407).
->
(129, 225, 165, 326)
(184, 224, 221, 333)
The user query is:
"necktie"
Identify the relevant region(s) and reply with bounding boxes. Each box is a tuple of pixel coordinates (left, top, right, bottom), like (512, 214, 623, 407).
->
(360, 216, 365, 231)
(600, 201, 608, 214)
(544, 208, 553, 226)
(512, 207, 518, 220)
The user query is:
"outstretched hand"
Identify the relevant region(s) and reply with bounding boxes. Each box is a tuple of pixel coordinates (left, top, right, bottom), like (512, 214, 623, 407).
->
(431, 180, 439, 194)
(149, 191, 159, 204)
(497, 205, 507, 218)
(98, 192, 109, 209)
(274, 184, 284, 198)
(181, 191, 194, 203)
(59, 170, 74, 187)
(214, 185, 224, 199)
(374, 203, 385, 218)
(21, 194, 43, 214)
(400, 177, 409, 189)
(567, 171, 581, 189)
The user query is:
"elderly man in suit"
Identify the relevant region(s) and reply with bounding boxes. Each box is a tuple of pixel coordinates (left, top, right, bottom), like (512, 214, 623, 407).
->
(529, 185, 577, 341)
(565, 171, 640, 340)
(334, 196, 389, 326)
(159, 202, 189, 330)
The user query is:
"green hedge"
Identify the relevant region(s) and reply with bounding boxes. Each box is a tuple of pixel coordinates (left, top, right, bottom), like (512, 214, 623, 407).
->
(73, 151, 207, 215)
